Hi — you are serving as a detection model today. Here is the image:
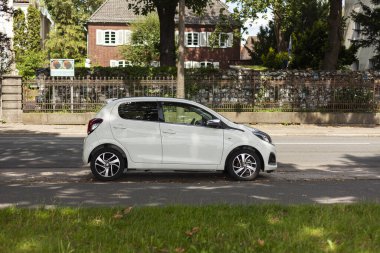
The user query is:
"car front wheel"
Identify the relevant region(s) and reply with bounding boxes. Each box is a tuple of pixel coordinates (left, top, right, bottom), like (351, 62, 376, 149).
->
(90, 148, 125, 181)
(227, 149, 261, 181)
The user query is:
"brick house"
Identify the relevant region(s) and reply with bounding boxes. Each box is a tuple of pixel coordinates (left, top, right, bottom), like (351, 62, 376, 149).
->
(87, 0, 240, 69)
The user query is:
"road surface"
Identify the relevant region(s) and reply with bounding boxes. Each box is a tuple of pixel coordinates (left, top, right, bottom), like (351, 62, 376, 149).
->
(0, 133, 379, 206)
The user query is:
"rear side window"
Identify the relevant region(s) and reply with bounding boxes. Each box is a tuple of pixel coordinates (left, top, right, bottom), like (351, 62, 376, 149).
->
(118, 102, 158, 122)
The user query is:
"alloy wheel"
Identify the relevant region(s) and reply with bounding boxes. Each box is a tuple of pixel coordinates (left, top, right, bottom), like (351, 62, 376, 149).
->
(94, 152, 121, 178)
(232, 153, 257, 178)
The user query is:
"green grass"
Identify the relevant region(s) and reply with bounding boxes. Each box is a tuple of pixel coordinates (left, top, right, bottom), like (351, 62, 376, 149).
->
(0, 204, 379, 253)
(237, 65, 269, 71)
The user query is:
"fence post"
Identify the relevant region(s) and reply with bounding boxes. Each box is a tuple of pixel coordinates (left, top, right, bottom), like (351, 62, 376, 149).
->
(70, 77, 74, 113)
(52, 79, 56, 112)
(0, 75, 22, 123)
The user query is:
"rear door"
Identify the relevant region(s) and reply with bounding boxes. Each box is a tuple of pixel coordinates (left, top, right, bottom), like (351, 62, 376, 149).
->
(111, 101, 162, 164)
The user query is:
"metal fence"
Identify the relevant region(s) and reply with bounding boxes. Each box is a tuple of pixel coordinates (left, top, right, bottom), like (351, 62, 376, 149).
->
(22, 73, 380, 113)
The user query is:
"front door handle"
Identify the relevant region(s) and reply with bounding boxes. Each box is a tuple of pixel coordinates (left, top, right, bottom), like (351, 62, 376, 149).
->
(162, 129, 176, 135)
(113, 125, 126, 130)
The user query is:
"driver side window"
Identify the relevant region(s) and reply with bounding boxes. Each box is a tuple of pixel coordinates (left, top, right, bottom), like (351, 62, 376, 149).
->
(162, 102, 215, 126)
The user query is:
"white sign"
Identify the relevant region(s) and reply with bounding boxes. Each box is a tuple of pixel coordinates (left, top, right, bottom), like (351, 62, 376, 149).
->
(50, 59, 75, 77)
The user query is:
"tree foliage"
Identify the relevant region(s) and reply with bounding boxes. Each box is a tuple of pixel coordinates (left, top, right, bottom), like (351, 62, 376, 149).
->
(227, 0, 288, 52)
(250, 21, 276, 65)
(290, 20, 328, 69)
(352, 0, 380, 69)
(0, 0, 13, 75)
(26, 5, 41, 51)
(45, 0, 103, 62)
(127, 0, 211, 67)
(13, 6, 45, 79)
(119, 13, 160, 66)
(235, 0, 356, 70)
(13, 9, 27, 59)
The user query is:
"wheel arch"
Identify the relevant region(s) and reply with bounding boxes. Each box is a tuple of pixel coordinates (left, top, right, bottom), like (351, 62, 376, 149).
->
(88, 144, 128, 166)
(224, 145, 265, 171)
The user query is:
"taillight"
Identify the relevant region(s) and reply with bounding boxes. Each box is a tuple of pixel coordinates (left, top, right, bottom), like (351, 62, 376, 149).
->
(87, 118, 103, 135)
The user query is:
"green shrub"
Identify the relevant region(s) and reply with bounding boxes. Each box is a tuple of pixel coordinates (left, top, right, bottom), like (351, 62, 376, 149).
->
(72, 66, 222, 78)
(262, 48, 289, 69)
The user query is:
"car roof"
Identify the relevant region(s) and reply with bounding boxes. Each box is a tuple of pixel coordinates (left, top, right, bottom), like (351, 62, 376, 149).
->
(109, 97, 200, 105)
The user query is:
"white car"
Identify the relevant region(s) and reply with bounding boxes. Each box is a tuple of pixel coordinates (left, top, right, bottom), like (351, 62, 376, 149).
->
(83, 97, 277, 181)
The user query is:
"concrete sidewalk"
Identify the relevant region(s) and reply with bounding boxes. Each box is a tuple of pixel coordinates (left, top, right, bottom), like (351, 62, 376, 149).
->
(1, 123, 380, 136)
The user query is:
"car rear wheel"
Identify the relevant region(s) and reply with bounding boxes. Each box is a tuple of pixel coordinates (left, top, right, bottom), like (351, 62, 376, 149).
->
(227, 149, 261, 181)
(90, 148, 125, 181)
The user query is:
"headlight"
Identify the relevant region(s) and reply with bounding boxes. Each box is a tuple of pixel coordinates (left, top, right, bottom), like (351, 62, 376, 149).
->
(253, 130, 272, 144)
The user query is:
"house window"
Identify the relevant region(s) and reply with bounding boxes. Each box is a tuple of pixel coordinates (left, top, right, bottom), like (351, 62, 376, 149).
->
(110, 60, 132, 67)
(219, 33, 233, 48)
(352, 22, 361, 40)
(104, 31, 116, 45)
(368, 59, 374, 70)
(184, 61, 198, 68)
(96, 30, 132, 46)
(185, 61, 219, 69)
(185, 32, 199, 47)
(200, 61, 219, 69)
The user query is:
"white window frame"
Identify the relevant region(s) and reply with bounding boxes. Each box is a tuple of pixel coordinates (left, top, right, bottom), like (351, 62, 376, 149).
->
(200, 61, 219, 69)
(96, 29, 132, 46)
(110, 60, 132, 67)
(184, 61, 200, 69)
(185, 32, 200, 47)
(199, 32, 208, 47)
(104, 30, 117, 45)
(219, 32, 233, 48)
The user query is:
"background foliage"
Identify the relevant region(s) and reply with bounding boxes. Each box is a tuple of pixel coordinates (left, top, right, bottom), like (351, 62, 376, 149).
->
(44, 0, 103, 64)
(351, 0, 380, 69)
(119, 13, 160, 66)
(0, 0, 13, 75)
(13, 5, 45, 79)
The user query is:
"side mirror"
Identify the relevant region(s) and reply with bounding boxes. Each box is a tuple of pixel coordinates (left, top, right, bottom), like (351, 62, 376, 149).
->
(206, 119, 221, 128)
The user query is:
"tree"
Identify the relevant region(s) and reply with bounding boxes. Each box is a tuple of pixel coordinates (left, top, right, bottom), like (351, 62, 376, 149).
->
(322, 0, 342, 70)
(227, 0, 288, 52)
(13, 6, 45, 79)
(127, 0, 211, 67)
(229, 0, 350, 70)
(0, 0, 13, 75)
(352, 0, 380, 69)
(0, 33, 12, 75)
(119, 13, 160, 66)
(45, 0, 103, 62)
(290, 20, 328, 69)
(249, 21, 276, 64)
(26, 5, 41, 51)
(13, 9, 27, 61)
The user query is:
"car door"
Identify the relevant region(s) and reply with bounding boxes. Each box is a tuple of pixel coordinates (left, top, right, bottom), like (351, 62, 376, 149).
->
(159, 101, 224, 165)
(111, 101, 162, 164)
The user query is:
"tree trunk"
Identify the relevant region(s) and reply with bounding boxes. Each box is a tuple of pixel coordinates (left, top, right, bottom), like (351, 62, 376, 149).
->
(273, 10, 287, 52)
(156, 3, 177, 67)
(177, 0, 185, 98)
(322, 0, 342, 71)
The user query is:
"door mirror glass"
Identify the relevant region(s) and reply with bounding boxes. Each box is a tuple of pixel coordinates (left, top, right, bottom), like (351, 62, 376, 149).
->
(206, 119, 221, 128)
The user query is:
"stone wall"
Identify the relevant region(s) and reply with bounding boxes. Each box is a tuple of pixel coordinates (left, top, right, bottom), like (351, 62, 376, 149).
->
(187, 70, 380, 112)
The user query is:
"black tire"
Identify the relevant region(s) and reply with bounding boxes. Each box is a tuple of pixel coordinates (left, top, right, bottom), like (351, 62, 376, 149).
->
(226, 149, 261, 181)
(90, 148, 125, 181)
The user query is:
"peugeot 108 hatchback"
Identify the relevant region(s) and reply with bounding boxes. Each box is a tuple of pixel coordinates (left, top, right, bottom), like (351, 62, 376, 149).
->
(83, 97, 277, 181)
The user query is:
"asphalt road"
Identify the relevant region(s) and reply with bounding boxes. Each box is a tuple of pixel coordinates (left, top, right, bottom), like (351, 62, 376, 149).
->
(0, 134, 379, 206)
(1, 134, 379, 177)
(1, 180, 379, 207)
